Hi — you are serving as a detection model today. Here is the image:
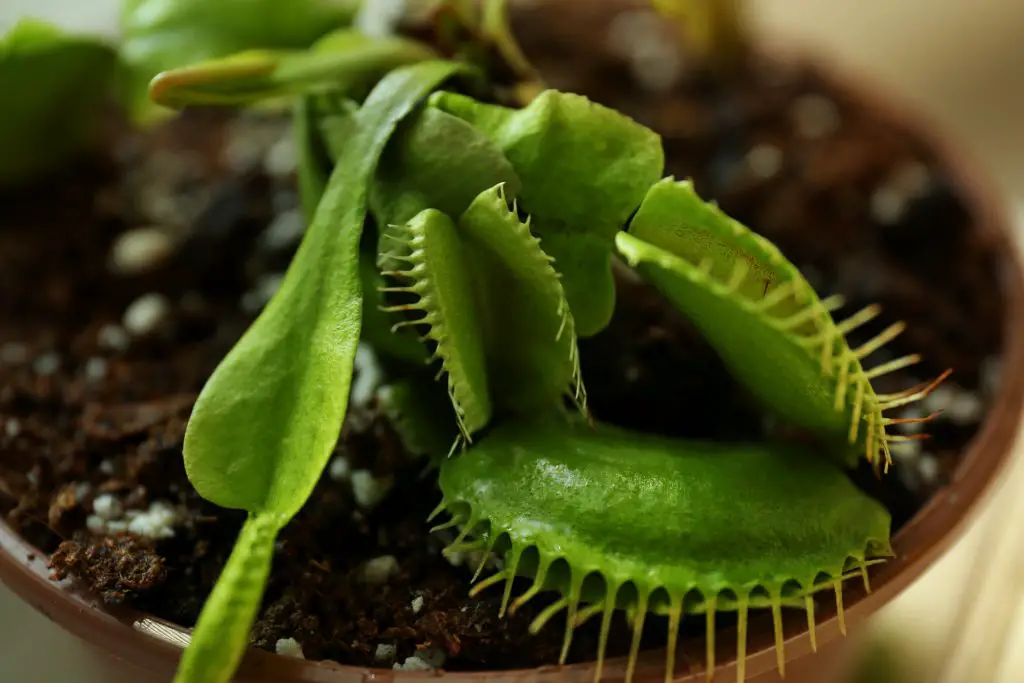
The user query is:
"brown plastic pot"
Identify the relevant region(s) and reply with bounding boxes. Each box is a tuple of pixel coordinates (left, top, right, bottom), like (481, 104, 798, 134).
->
(2, 4, 1022, 683)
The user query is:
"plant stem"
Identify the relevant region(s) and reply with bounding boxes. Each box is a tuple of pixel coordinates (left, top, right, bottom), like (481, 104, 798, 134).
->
(172, 513, 283, 683)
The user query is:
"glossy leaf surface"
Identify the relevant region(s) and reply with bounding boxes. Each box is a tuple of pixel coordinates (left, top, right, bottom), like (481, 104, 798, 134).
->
(438, 414, 891, 683)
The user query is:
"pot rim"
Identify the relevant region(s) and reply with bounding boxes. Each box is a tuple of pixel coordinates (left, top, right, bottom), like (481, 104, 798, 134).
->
(2, 34, 1023, 683)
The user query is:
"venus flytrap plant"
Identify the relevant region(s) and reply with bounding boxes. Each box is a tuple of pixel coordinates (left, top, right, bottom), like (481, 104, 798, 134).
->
(145, 11, 950, 683)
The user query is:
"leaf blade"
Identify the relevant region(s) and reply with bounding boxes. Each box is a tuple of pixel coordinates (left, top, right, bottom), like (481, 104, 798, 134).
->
(430, 89, 665, 336)
(183, 59, 474, 518)
(457, 184, 585, 414)
(175, 60, 474, 683)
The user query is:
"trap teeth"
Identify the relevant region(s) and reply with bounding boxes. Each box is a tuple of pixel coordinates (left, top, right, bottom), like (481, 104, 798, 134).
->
(439, 417, 892, 683)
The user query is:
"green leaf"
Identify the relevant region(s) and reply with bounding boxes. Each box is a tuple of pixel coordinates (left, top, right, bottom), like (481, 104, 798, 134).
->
(441, 414, 891, 593)
(378, 376, 460, 463)
(175, 60, 472, 683)
(429, 89, 665, 336)
(0, 18, 117, 187)
(120, 0, 359, 121)
(437, 413, 891, 682)
(382, 208, 493, 441)
(149, 30, 436, 109)
(184, 58, 472, 515)
(617, 180, 937, 468)
(370, 105, 522, 229)
(295, 95, 428, 367)
(457, 184, 584, 414)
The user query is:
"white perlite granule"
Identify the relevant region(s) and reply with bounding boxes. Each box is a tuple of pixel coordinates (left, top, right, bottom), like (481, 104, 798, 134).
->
(92, 494, 123, 521)
(410, 595, 424, 614)
(353, 0, 442, 37)
(870, 161, 933, 226)
(947, 391, 984, 426)
(746, 144, 783, 179)
(922, 383, 985, 427)
(918, 454, 940, 485)
(87, 516, 127, 535)
(350, 469, 393, 509)
(260, 210, 306, 251)
(275, 638, 305, 659)
(791, 94, 840, 139)
(351, 343, 383, 409)
(263, 131, 298, 178)
(110, 227, 175, 275)
(84, 357, 109, 383)
(981, 356, 1002, 397)
(870, 186, 908, 226)
(33, 352, 61, 376)
(606, 10, 682, 93)
(362, 555, 400, 586)
(374, 643, 398, 662)
(890, 439, 922, 464)
(86, 499, 182, 539)
(98, 323, 131, 352)
(328, 456, 351, 482)
(896, 406, 925, 435)
(393, 646, 446, 672)
(240, 273, 285, 313)
(126, 501, 180, 539)
(123, 294, 171, 337)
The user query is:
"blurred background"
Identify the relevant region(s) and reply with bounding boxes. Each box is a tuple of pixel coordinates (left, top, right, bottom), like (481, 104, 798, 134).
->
(0, 1, 1021, 681)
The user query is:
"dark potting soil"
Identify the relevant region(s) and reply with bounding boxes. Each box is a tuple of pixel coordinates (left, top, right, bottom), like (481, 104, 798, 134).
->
(0, 9, 1006, 674)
